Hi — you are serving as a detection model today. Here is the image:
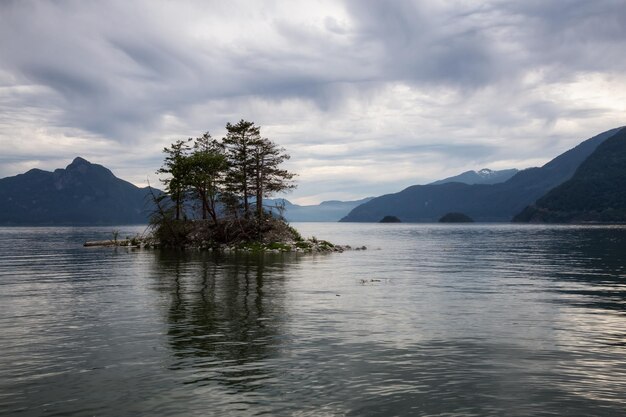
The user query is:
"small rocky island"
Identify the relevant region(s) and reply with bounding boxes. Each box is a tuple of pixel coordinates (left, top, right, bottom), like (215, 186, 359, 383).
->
(85, 120, 347, 254)
(438, 212, 474, 223)
(379, 215, 401, 223)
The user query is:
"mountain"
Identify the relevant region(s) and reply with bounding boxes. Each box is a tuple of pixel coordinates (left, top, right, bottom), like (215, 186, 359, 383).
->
(0, 157, 155, 225)
(430, 168, 519, 185)
(513, 127, 626, 223)
(267, 197, 375, 222)
(341, 127, 624, 222)
(269, 167, 516, 222)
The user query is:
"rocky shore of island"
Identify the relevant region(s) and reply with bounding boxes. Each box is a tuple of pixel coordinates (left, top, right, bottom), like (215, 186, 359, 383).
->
(84, 236, 357, 253)
(84, 217, 364, 254)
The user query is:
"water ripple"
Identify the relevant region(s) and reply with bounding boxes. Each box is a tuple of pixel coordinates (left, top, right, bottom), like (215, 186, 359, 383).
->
(0, 224, 625, 416)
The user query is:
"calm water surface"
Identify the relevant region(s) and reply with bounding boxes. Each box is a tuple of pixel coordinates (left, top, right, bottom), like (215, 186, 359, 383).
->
(0, 223, 625, 416)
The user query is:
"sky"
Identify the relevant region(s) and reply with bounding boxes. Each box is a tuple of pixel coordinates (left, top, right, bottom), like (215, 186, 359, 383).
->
(1, 0, 625, 204)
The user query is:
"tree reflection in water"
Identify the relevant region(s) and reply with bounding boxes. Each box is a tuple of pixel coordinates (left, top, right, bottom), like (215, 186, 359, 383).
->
(151, 250, 297, 391)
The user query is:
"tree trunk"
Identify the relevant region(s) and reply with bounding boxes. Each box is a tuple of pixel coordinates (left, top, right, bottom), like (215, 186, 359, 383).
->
(200, 189, 208, 220)
(255, 158, 263, 239)
(175, 189, 181, 220)
(242, 136, 249, 219)
(256, 163, 263, 219)
(208, 192, 219, 226)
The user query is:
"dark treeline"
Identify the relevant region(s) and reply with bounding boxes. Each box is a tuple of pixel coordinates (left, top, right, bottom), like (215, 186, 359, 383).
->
(152, 119, 297, 246)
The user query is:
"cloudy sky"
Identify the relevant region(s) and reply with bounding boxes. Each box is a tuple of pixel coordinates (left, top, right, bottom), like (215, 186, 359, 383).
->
(1, 0, 625, 204)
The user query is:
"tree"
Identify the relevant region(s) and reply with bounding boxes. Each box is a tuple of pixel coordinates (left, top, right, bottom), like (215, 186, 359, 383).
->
(154, 120, 297, 243)
(251, 137, 296, 222)
(186, 132, 226, 224)
(222, 120, 263, 219)
(157, 139, 192, 220)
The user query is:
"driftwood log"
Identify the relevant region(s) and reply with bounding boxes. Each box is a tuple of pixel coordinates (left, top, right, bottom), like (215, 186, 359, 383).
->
(83, 239, 130, 247)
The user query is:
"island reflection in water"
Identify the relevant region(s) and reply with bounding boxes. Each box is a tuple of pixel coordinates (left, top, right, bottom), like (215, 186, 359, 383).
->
(0, 224, 624, 416)
(152, 251, 292, 392)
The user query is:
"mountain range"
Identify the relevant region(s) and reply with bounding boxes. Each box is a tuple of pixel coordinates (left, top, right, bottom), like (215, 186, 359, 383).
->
(2, 126, 624, 225)
(0, 157, 374, 225)
(267, 198, 375, 222)
(341, 127, 624, 222)
(0, 159, 507, 225)
(0, 157, 154, 225)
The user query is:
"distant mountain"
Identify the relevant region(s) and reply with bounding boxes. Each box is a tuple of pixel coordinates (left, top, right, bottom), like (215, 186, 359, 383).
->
(430, 168, 518, 185)
(341, 127, 623, 222)
(267, 197, 375, 222)
(514, 127, 626, 223)
(0, 157, 155, 225)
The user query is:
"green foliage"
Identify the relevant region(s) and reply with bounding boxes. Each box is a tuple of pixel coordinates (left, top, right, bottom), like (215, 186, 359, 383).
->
(287, 225, 304, 242)
(155, 122, 297, 223)
(295, 241, 313, 250)
(222, 120, 263, 218)
(157, 139, 192, 220)
(185, 133, 227, 223)
(151, 219, 194, 247)
(236, 241, 265, 251)
(317, 240, 335, 250)
(266, 242, 292, 251)
(222, 120, 296, 223)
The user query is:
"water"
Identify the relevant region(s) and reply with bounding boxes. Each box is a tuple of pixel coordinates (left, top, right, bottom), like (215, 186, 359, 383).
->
(0, 223, 625, 416)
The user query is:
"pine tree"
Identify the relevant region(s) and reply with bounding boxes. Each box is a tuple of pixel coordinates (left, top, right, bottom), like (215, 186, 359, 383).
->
(251, 137, 296, 222)
(155, 121, 297, 244)
(157, 139, 192, 220)
(186, 132, 226, 224)
(222, 120, 263, 219)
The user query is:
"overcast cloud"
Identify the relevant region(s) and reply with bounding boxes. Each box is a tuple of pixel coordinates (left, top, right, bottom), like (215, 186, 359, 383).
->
(1, 0, 625, 203)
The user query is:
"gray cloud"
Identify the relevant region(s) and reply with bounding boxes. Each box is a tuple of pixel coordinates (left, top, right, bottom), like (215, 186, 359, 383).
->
(345, 0, 503, 87)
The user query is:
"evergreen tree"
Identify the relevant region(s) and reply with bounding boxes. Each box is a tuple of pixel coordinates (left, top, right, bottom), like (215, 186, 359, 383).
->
(155, 120, 297, 243)
(222, 120, 263, 219)
(186, 132, 227, 224)
(157, 139, 192, 220)
(251, 137, 296, 221)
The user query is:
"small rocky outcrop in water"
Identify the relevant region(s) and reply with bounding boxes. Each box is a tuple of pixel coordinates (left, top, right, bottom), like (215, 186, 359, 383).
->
(379, 215, 401, 223)
(438, 212, 474, 223)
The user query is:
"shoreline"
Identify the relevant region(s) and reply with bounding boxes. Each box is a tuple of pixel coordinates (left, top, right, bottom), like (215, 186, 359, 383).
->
(83, 237, 360, 253)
